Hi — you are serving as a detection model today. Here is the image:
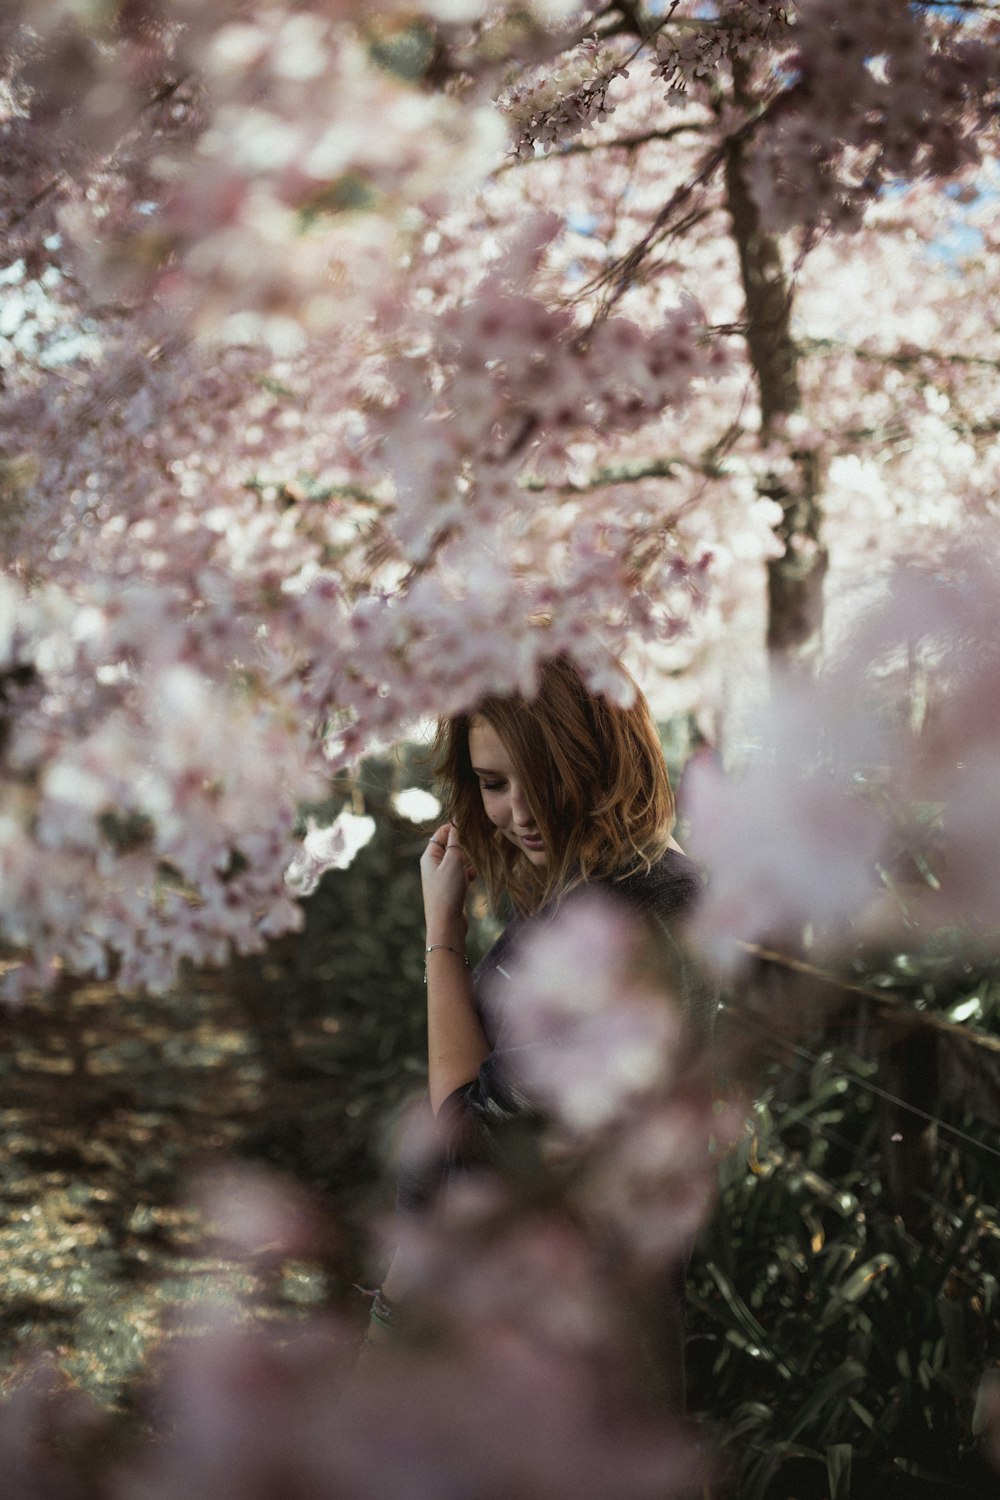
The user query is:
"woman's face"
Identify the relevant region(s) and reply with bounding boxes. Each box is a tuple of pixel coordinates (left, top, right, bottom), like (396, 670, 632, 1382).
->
(467, 716, 546, 867)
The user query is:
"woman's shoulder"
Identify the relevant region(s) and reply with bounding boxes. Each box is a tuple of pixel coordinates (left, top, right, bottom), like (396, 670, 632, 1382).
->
(604, 850, 718, 1040)
(603, 846, 703, 925)
(472, 918, 521, 983)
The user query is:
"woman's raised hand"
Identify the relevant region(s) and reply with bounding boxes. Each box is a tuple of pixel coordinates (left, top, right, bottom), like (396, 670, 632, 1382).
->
(420, 822, 476, 947)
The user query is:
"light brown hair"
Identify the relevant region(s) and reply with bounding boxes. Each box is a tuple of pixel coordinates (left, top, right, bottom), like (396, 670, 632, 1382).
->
(434, 655, 675, 916)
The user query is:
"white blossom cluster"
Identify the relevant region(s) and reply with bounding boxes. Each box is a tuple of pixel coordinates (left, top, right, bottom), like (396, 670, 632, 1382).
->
(381, 249, 727, 566)
(0, 575, 321, 999)
(652, 3, 778, 105)
(749, 0, 1000, 231)
(645, 0, 999, 233)
(500, 39, 631, 159)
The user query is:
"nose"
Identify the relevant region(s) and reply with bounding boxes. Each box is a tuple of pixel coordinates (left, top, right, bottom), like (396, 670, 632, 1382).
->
(510, 780, 533, 828)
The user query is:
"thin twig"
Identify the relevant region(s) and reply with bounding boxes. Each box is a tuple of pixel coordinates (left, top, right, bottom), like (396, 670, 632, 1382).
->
(739, 941, 1000, 1055)
(800, 336, 1000, 372)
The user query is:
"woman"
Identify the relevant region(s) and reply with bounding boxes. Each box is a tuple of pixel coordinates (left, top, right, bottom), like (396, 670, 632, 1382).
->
(366, 654, 714, 1342)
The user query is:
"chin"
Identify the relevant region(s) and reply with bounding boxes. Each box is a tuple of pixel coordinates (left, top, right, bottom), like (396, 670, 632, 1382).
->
(506, 834, 546, 867)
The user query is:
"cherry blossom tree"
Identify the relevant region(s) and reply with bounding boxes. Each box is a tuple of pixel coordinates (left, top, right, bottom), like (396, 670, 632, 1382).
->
(2, 0, 998, 995)
(2, 1, 1000, 1493)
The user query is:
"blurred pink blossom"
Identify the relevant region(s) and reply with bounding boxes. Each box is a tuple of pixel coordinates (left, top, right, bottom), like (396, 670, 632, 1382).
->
(119, 1307, 701, 1500)
(497, 896, 686, 1136)
(194, 1164, 326, 1265)
(684, 671, 888, 973)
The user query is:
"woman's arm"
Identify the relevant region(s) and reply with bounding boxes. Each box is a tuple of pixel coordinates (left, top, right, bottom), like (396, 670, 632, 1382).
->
(421, 823, 490, 1115)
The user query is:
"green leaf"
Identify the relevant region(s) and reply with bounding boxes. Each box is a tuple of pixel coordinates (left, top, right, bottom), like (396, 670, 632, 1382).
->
(929, 1195, 980, 1298)
(818, 1253, 898, 1329)
(847, 1395, 875, 1431)
(825, 1442, 853, 1500)
(744, 1439, 825, 1500)
(786, 1360, 866, 1446)
(726, 1400, 774, 1437)
(704, 1260, 793, 1379)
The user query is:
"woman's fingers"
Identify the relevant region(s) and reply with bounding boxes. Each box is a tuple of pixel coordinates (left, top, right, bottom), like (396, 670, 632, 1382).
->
(421, 824, 469, 896)
(422, 824, 451, 867)
(425, 823, 465, 859)
(420, 822, 472, 939)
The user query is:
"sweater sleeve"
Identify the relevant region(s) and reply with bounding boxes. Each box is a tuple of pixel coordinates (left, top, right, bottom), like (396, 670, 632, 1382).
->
(433, 920, 545, 1174)
(436, 1052, 540, 1168)
(395, 1041, 541, 1210)
(610, 849, 719, 1044)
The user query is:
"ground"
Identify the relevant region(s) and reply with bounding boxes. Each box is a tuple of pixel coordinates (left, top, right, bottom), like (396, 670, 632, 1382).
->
(0, 962, 389, 1410)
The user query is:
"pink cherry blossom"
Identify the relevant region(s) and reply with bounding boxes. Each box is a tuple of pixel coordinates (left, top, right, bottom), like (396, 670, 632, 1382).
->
(0, 0, 996, 992)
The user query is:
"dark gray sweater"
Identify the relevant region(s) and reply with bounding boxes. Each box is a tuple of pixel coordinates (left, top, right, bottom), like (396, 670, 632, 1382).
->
(399, 849, 715, 1208)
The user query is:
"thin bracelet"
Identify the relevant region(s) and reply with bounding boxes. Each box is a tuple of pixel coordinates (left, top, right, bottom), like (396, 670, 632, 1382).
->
(365, 1286, 398, 1341)
(424, 942, 469, 982)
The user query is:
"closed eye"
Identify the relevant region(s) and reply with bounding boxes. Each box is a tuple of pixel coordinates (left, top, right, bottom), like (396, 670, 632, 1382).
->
(479, 780, 505, 792)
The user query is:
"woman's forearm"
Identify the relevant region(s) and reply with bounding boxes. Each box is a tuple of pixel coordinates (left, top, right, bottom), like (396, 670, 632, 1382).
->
(425, 942, 490, 1114)
(420, 823, 490, 1113)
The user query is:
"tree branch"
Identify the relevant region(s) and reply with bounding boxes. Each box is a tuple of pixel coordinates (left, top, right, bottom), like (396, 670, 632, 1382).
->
(3, 174, 65, 234)
(800, 335, 1000, 372)
(498, 121, 705, 173)
(739, 942, 1000, 1055)
(580, 80, 805, 313)
(522, 456, 691, 492)
(840, 416, 1000, 444)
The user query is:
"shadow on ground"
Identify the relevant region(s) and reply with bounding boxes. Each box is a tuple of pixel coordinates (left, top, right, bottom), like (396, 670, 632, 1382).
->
(0, 955, 404, 1407)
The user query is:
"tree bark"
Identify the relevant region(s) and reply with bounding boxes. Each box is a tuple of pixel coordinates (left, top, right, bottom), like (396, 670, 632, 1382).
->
(723, 60, 828, 665)
(879, 1026, 938, 1236)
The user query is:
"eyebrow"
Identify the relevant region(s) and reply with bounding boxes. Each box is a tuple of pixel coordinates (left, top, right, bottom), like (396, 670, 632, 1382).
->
(471, 765, 504, 777)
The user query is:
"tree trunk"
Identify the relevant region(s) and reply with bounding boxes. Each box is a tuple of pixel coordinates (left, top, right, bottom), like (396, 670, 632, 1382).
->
(879, 1026, 938, 1236)
(723, 60, 828, 665)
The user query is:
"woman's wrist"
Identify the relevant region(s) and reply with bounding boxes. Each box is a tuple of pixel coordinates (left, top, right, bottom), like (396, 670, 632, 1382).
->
(423, 940, 469, 983)
(424, 908, 467, 947)
(424, 927, 467, 951)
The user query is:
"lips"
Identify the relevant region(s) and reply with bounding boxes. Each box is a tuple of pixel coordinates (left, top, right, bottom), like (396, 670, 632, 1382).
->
(519, 833, 544, 851)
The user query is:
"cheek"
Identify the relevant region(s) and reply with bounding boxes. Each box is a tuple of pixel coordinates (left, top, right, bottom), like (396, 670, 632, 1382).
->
(480, 794, 506, 828)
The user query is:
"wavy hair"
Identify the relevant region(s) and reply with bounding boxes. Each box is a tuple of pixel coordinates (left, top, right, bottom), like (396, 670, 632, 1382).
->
(433, 656, 675, 916)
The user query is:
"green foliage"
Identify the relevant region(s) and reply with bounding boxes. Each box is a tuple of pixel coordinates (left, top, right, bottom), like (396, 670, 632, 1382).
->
(688, 1041, 1000, 1498)
(295, 758, 431, 1075)
(857, 934, 1000, 1038)
(292, 749, 497, 1081)
(224, 749, 499, 1244)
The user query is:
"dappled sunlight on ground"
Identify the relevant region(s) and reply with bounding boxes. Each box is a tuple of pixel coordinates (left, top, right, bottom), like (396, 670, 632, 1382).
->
(0, 973, 365, 1407)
